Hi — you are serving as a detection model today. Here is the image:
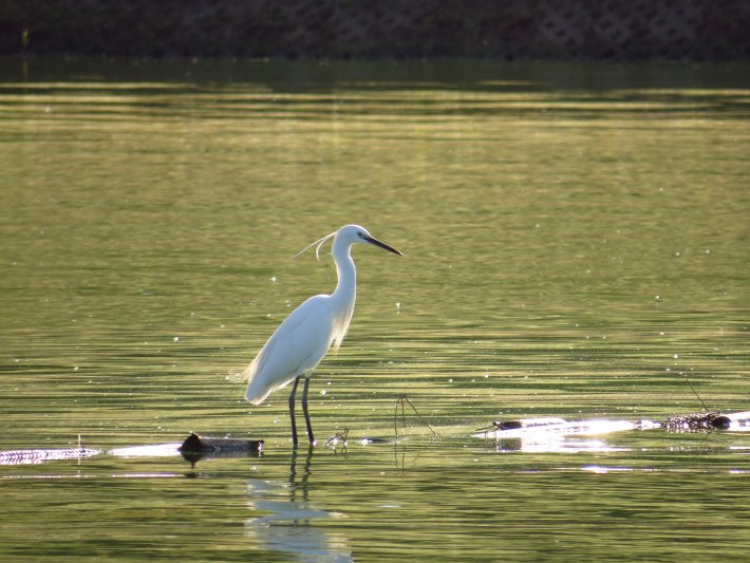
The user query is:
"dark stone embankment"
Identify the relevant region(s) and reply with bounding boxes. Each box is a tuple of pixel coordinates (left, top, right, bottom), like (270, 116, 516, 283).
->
(2, 0, 750, 61)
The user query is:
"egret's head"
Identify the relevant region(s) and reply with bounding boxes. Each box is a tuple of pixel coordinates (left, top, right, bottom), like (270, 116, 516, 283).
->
(341, 224, 402, 256)
(295, 224, 402, 261)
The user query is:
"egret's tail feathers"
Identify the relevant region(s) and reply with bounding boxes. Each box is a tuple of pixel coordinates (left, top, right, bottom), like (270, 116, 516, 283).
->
(245, 372, 295, 406)
(244, 386, 271, 406)
(242, 355, 263, 404)
(243, 352, 298, 405)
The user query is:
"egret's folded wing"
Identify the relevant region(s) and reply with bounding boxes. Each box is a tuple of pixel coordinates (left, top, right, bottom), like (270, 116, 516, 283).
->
(244, 296, 333, 405)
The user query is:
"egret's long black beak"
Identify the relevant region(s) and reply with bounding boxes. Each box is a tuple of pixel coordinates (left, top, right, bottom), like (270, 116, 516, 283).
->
(364, 235, 402, 256)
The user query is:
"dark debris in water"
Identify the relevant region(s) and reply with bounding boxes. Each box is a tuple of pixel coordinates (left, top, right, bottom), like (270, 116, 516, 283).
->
(178, 432, 264, 464)
(663, 412, 732, 432)
(178, 432, 264, 453)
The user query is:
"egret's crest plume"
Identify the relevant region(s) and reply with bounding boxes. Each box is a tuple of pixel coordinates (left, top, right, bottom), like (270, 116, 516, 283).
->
(293, 230, 337, 261)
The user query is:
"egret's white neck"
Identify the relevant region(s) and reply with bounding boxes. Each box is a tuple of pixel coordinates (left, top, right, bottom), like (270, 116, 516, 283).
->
(326, 237, 357, 350)
(330, 238, 357, 305)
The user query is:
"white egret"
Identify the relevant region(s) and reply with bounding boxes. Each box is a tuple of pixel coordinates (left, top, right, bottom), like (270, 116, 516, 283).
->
(244, 224, 402, 447)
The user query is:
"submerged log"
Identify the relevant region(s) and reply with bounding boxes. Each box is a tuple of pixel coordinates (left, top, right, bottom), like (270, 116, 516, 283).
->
(178, 432, 263, 454)
(0, 447, 101, 465)
(475, 410, 743, 440)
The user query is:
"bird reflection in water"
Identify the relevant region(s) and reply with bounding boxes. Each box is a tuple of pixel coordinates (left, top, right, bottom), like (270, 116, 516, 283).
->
(245, 447, 352, 562)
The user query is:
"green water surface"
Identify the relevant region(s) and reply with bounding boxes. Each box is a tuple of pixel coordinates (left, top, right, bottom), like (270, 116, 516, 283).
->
(1, 58, 749, 562)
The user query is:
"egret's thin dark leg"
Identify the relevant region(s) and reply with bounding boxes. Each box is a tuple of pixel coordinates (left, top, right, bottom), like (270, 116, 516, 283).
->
(289, 375, 302, 448)
(301, 376, 315, 445)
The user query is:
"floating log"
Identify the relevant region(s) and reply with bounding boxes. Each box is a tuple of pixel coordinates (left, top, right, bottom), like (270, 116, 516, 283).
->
(178, 432, 263, 454)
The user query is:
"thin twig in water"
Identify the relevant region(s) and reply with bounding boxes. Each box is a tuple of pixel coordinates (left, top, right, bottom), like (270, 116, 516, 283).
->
(394, 395, 405, 436)
(474, 421, 501, 433)
(393, 394, 436, 438)
(681, 372, 709, 411)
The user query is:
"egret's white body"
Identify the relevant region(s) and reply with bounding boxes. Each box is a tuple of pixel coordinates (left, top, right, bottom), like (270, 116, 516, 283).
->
(243, 224, 401, 446)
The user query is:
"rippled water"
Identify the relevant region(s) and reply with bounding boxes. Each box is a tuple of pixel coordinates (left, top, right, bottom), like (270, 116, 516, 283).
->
(1, 58, 749, 562)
